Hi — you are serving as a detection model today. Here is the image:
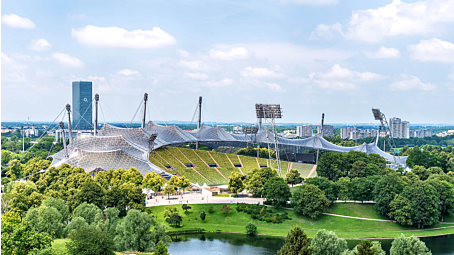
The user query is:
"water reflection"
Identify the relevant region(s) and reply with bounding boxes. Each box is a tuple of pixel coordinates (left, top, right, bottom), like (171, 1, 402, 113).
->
(169, 233, 454, 255)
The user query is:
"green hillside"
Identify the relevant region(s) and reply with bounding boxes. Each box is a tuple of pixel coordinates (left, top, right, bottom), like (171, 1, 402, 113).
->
(150, 147, 316, 184)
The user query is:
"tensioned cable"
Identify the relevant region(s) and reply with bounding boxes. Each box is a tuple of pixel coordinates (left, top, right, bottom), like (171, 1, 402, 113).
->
(73, 110, 94, 128)
(190, 102, 199, 127)
(99, 103, 107, 124)
(149, 98, 168, 126)
(73, 97, 94, 130)
(101, 101, 129, 128)
(130, 100, 143, 127)
(202, 103, 215, 127)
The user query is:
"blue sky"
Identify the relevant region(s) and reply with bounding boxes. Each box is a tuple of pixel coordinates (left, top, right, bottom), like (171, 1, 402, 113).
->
(2, 0, 454, 124)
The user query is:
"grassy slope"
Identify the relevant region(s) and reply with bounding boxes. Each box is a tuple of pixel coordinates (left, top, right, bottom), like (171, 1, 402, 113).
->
(292, 162, 314, 178)
(150, 203, 454, 239)
(178, 148, 226, 184)
(327, 203, 389, 220)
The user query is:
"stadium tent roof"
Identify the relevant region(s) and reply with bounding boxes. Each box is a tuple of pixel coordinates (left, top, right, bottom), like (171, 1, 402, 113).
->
(51, 121, 407, 175)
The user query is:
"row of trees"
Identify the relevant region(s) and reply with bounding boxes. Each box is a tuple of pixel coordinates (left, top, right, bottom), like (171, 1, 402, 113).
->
(402, 145, 454, 172)
(277, 227, 431, 255)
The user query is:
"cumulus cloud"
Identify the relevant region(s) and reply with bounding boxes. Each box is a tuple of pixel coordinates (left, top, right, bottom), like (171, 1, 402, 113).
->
(390, 74, 436, 91)
(52, 53, 84, 68)
(205, 78, 234, 87)
(290, 64, 383, 90)
(1, 53, 11, 64)
(28, 39, 52, 51)
(117, 69, 139, 76)
(67, 14, 86, 19)
(408, 38, 454, 63)
(240, 67, 285, 78)
(209, 47, 249, 60)
(279, 0, 338, 5)
(364, 46, 400, 59)
(177, 49, 190, 58)
(312, 0, 454, 42)
(184, 72, 208, 80)
(179, 60, 215, 71)
(310, 23, 343, 40)
(264, 82, 284, 92)
(1, 14, 35, 29)
(71, 25, 176, 48)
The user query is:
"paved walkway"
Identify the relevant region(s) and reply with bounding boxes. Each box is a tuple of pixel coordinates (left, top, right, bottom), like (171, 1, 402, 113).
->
(146, 193, 264, 207)
(306, 165, 317, 178)
(322, 213, 394, 222)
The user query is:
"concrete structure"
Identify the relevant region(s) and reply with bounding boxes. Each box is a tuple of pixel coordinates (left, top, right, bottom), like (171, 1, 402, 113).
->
(389, 117, 410, 139)
(72, 81, 93, 130)
(340, 127, 352, 139)
(233, 125, 243, 134)
(410, 129, 434, 138)
(297, 125, 313, 138)
(317, 125, 333, 137)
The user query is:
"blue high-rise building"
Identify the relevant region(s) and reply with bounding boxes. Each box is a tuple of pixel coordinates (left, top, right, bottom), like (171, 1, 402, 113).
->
(72, 81, 92, 130)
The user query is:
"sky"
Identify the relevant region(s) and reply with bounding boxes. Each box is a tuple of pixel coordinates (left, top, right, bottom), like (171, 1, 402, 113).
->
(2, 0, 454, 124)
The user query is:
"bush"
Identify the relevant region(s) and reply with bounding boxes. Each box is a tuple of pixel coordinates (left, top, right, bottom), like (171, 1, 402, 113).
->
(208, 205, 215, 213)
(66, 225, 115, 255)
(236, 203, 290, 223)
(246, 223, 257, 235)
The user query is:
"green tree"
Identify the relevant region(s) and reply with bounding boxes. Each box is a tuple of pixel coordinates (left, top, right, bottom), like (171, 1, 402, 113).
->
(342, 240, 385, 255)
(373, 173, 405, 216)
(365, 163, 381, 177)
(305, 177, 337, 203)
(388, 195, 413, 226)
(426, 178, 454, 221)
(6, 159, 23, 180)
(246, 223, 257, 235)
(351, 160, 367, 178)
(66, 225, 114, 255)
(65, 216, 89, 237)
(220, 204, 233, 216)
(316, 152, 343, 181)
(262, 177, 291, 207)
(228, 171, 245, 195)
(104, 207, 120, 236)
(2, 149, 11, 164)
(94, 170, 111, 190)
(24, 205, 63, 238)
(154, 241, 168, 255)
(42, 197, 69, 222)
(336, 177, 351, 201)
(9, 182, 44, 219)
(245, 167, 279, 196)
(23, 157, 50, 181)
(200, 211, 206, 222)
(277, 226, 311, 255)
(402, 181, 440, 228)
(74, 180, 106, 209)
(114, 209, 155, 252)
(163, 206, 178, 220)
(1, 221, 55, 255)
(168, 213, 183, 226)
(310, 229, 348, 255)
(143, 172, 164, 193)
(291, 184, 330, 219)
(105, 182, 146, 213)
(285, 169, 303, 187)
(182, 204, 192, 214)
(122, 167, 144, 186)
(390, 234, 431, 255)
(73, 202, 103, 225)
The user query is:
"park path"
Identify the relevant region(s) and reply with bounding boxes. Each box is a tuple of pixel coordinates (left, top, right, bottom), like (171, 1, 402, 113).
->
(322, 213, 394, 222)
(307, 165, 317, 178)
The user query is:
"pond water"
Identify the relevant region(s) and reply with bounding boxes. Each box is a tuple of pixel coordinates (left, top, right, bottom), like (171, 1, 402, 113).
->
(169, 233, 454, 255)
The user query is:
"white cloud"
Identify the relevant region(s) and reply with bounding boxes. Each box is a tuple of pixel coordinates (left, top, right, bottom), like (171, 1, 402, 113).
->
(28, 39, 52, 51)
(179, 60, 215, 71)
(1, 14, 35, 29)
(408, 38, 454, 63)
(390, 74, 436, 91)
(184, 72, 208, 80)
(1, 53, 11, 64)
(264, 82, 284, 92)
(318, 64, 383, 82)
(364, 46, 400, 59)
(67, 14, 86, 20)
(88, 75, 107, 82)
(313, 0, 454, 42)
(279, 0, 338, 5)
(209, 47, 249, 60)
(310, 23, 343, 40)
(177, 49, 190, 58)
(36, 70, 54, 77)
(117, 69, 139, 76)
(240, 67, 285, 78)
(71, 25, 176, 48)
(205, 78, 234, 87)
(52, 53, 85, 68)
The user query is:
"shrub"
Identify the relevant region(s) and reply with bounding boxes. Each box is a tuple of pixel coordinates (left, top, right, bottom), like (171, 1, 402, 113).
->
(208, 205, 215, 213)
(236, 203, 290, 223)
(246, 223, 257, 235)
(66, 225, 114, 255)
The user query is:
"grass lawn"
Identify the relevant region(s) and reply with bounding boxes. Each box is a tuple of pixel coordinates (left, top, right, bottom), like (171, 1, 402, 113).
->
(52, 239, 154, 255)
(327, 203, 389, 220)
(150, 203, 454, 239)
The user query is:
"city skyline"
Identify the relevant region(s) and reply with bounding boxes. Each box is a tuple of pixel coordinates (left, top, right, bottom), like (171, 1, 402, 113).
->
(2, 0, 454, 124)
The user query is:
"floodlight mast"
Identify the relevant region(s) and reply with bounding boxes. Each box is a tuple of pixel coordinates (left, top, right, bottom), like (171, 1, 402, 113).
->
(255, 104, 283, 177)
(59, 122, 69, 158)
(371, 108, 399, 164)
(142, 93, 148, 129)
(316, 113, 325, 164)
(196, 96, 203, 149)
(66, 104, 73, 144)
(94, 94, 99, 136)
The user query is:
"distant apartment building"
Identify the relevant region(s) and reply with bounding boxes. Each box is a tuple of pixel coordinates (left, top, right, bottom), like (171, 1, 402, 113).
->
(410, 129, 433, 138)
(341, 127, 378, 140)
(297, 125, 313, 138)
(20, 125, 39, 137)
(340, 127, 352, 139)
(389, 117, 410, 139)
(233, 125, 243, 134)
(317, 125, 333, 137)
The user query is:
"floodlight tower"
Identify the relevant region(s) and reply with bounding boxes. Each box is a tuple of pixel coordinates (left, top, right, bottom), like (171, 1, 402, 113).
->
(315, 113, 325, 164)
(148, 133, 159, 154)
(255, 104, 283, 177)
(371, 108, 399, 164)
(196, 96, 203, 149)
(66, 104, 73, 144)
(142, 93, 148, 128)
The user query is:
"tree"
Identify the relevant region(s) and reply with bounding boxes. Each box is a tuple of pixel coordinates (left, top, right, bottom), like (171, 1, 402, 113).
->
(390, 234, 431, 255)
(122, 167, 143, 186)
(351, 160, 367, 178)
(42, 197, 69, 222)
(66, 225, 114, 255)
(65, 216, 89, 237)
(246, 223, 257, 235)
(402, 181, 440, 228)
(342, 240, 385, 255)
(25, 205, 63, 238)
(106, 182, 146, 213)
(168, 213, 183, 226)
(388, 195, 413, 226)
(310, 229, 348, 255)
(74, 180, 106, 209)
(104, 207, 120, 236)
(220, 204, 233, 216)
(9, 182, 44, 219)
(277, 226, 311, 255)
(262, 177, 291, 207)
(305, 177, 337, 203)
(177, 176, 191, 191)
(373, 173, 405, 216)
(114, 209, 155, 252)
(143, 172, 164, 193)
(94, 170, 111, 189)
(23, 157, 50, 181)
(285, 169, 303, 187)
(6, 159, 23, 180)
(245, 167, 279, 196)
(164, 206, 178, 220)
(291, 184, 329, 219)
(182, 204, 192, 214)
(365, 163, 381, 177)
(154, 241, 168, 255)
(228, 172, 244, 195)
(2, 149, 11, 164)
(412, 165, 431, 180)
(73, 202, 103, 225)
(336, 177, 351, 201)
(426, 179, 454, 220)
(316, 152, 343, 181)
(1, 220, 54, 255)
(200, 211, 206, 222)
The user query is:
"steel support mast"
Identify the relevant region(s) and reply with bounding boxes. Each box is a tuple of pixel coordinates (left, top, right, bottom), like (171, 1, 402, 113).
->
(142, 93, 148, 128)
(59, 121, 69, 158)
(196, 96, 202, 149)
(316, 113, 325, 164)
(66, 104, 73, 144)
(94, 94, 99, 135)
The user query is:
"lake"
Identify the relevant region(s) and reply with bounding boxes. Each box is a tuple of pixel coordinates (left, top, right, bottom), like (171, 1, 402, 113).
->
(169, 233, 454, 255)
